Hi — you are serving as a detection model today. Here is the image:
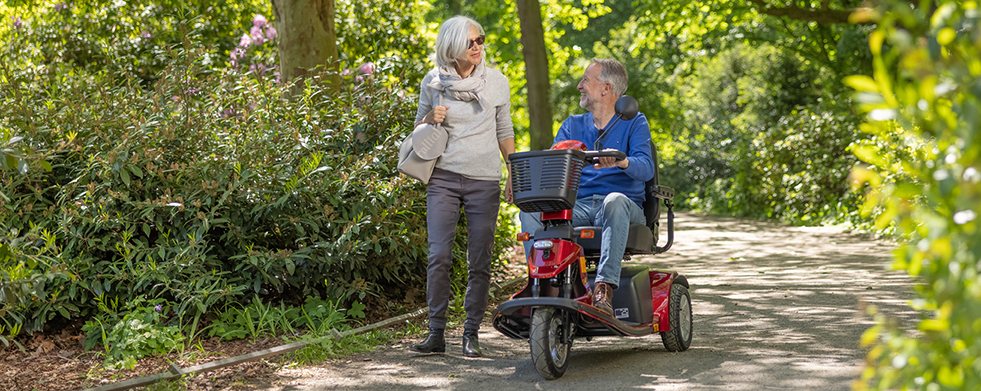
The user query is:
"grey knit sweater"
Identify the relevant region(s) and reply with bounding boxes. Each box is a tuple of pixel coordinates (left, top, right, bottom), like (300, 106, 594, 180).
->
(414, 67, 515, 182)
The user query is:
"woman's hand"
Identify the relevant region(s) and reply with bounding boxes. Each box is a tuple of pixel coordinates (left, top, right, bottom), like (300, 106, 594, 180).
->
(505, 173, 514, 204)
(425, 105, 449, 124)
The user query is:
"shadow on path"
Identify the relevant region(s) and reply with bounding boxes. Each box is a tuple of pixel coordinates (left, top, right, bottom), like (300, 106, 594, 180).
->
(262, 212, 918, 391)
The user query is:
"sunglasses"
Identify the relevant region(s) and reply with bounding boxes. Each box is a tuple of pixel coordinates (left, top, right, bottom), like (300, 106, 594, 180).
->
(468, 35, 486, 49)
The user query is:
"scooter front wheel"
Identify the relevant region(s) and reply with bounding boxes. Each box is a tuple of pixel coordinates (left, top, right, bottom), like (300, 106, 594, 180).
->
(530, 308, 572, 380)
(660, 283, 693, 352)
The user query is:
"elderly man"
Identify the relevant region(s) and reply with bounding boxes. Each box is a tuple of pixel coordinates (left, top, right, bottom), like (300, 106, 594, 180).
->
(519, 58, 655, 314)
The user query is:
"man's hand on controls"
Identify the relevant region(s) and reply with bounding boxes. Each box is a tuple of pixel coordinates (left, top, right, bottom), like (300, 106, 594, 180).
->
(594, 148, 629, 170)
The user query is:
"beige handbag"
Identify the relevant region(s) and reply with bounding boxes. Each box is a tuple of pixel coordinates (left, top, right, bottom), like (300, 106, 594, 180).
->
(398, 94, 447, 184)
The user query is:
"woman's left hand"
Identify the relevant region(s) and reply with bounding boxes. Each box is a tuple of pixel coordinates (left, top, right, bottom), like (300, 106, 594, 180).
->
(505, 175, 514, 204)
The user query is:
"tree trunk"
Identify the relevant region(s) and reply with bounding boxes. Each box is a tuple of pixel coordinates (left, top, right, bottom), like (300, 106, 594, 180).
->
(272, 0, 341, 96)
(516, 0, 553, 151)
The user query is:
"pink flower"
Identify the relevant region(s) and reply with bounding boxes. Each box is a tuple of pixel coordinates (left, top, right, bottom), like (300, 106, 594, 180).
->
(141, 31, 152, 39)
(11, 16, 22, 29)
(239, 33, 252, 47)
(355, 75, 364, 83)
(250, 26, 265, 45)
(359, 62, 375, 75)
(253, 14, 267, 28)
(230, 48, 245, 60)
(342, 68, 352, 76)
(265, 27, 277, 40)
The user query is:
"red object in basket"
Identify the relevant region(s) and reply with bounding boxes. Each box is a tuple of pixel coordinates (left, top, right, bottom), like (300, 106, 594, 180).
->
(551, 140, 587, 151)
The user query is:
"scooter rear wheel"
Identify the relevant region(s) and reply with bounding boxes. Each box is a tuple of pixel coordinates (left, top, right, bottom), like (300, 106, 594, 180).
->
(530, 308, 572, 380)
(660, 283, 693, 351)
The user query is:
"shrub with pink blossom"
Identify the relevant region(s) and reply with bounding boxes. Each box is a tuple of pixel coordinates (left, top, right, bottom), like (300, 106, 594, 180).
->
(228, 14, 280, 81)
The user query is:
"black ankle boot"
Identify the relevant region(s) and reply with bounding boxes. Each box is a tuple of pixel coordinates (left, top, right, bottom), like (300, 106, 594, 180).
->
(462, 329, 481, 357)
(410, 328, 445, 353)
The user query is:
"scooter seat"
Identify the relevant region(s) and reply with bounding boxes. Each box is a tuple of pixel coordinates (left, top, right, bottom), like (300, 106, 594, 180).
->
(574, 223, 654, 256)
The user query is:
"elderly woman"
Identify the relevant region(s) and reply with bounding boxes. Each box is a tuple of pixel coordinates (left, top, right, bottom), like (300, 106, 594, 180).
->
(409, 16, 515, 357)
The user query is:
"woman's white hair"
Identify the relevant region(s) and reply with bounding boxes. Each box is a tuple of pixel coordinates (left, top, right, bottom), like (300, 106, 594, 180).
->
(434, 16, 485, 68)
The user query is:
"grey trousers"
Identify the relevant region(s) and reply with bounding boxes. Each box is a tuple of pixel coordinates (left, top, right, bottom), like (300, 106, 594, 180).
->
(425, 168, 501, 331)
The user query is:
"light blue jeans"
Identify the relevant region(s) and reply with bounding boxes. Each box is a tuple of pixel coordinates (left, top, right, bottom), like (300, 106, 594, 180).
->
(518, 193, 645, 289)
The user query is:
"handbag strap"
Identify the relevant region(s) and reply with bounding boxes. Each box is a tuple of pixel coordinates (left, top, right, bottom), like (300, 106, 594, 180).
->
(435, 91, 443, 130)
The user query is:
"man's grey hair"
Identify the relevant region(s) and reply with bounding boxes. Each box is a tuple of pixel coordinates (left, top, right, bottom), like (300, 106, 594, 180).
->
(591, 58, 628, 97)
(434, 16, 485, 68)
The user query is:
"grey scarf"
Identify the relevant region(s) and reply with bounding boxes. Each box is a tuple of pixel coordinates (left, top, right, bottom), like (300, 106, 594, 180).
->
(427, 61, 488, 109)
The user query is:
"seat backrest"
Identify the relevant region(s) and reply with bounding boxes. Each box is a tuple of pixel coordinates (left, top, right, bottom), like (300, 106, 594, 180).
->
(642, 141, 660, 230)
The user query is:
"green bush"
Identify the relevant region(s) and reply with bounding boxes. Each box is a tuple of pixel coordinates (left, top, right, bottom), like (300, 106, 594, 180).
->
(82, 297, 185, 370)
(847, 1, 981, 389)
(0, 0, 272, 86)
(1, 49, 515, 343)
(660, 42, 869, 225)
(0, 41, 430, 332)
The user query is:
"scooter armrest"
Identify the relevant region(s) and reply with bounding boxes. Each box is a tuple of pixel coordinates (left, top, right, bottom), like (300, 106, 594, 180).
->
(653, 185, 675, 200)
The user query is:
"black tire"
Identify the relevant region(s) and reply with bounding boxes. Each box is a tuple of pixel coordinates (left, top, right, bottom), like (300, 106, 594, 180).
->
(660, 283, 693, 352)
(530, 308, 572, 380)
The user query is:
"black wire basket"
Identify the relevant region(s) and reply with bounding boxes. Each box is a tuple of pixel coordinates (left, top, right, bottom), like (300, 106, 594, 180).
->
(509, 149, 586, 213)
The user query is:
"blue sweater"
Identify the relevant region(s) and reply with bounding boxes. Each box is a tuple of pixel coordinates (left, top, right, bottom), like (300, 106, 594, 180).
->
(554, 112, 655, 206)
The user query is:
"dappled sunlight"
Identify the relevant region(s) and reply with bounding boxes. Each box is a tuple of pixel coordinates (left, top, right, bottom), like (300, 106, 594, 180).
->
(267, 213, 917, 390)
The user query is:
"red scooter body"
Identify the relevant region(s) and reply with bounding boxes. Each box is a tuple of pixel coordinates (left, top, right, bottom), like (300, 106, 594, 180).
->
(491, 122, 692, 380)
(493, 215, 688, 339)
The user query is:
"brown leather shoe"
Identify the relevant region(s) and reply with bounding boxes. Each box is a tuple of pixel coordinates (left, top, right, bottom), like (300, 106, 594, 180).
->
(593, 282, 614, 315)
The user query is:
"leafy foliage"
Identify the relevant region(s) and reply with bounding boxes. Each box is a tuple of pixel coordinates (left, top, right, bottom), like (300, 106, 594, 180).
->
(650, 41, 866, 224)
(0, 1, 516, 341)
(82, 297, 185, 370)
(0, 0, 272, 86)
(846, 1, 981, 389)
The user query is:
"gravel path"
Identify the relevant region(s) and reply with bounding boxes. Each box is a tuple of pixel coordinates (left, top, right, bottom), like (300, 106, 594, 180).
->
(262, 212, 918, 390)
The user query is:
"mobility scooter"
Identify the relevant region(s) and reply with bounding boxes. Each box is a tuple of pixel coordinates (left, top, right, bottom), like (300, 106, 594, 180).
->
(492, 96, 692, 380)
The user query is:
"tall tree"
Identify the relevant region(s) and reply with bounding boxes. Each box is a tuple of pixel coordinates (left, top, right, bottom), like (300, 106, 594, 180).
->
(516, 0, 554, 151)
(272, 0, 341, 94)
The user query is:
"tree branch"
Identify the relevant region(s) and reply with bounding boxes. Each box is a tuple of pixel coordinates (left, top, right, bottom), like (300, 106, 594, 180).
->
(748, 0, 870, 24)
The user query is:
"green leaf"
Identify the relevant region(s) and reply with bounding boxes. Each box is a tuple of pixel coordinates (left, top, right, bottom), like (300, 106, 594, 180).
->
(2, 287, 15, 305)
(852, 145, 888, 167)
(0, 244, 11, 262)
(843, 75, 880, 93)
(127, 164, 144, 178)
(120, 167, 131, 186)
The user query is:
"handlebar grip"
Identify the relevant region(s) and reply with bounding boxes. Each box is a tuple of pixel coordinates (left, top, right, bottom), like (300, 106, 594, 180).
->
(584, 150, 626, 164)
